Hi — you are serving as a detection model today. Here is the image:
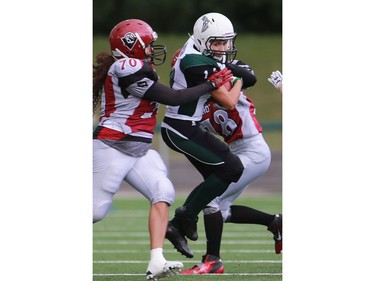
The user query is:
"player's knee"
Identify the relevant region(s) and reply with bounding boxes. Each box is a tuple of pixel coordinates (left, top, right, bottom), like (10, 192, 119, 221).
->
(231, 156, 245, 179)
(203, 204, 221, 216)
(217, 156, 244, 183)
(151, 176, 175, 205)
(93, 200, 112, 223)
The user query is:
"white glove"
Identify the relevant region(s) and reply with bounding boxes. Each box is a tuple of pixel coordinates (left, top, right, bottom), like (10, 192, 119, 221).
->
(268, 70, 283, 89)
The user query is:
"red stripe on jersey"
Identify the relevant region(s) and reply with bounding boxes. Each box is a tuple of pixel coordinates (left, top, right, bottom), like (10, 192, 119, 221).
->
(248, 98, 263, 132)
(103, 75, 116, 117)
(124, 99, 158, 135)
(95, 127, 127, 140)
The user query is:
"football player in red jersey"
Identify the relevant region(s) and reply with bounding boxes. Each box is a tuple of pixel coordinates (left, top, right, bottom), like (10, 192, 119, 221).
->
(92, 19, 233, 280)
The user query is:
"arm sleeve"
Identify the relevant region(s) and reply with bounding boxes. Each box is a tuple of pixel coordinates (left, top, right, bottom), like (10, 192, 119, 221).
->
(226, 62, 257, 88)
(143, 81, 215, 105)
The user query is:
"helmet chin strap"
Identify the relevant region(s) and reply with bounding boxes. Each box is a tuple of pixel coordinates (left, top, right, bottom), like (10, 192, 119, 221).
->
(135, 33, 146, 49)
(215, 53, 226, 63)
(134, 33, 153, 60)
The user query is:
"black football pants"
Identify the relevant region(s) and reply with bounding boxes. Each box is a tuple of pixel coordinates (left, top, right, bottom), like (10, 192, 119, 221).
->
(161, 118, 244, 217)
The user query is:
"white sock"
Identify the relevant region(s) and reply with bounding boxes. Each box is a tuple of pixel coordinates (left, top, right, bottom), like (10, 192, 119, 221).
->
(150, 248, 165, 260)
(148, 248, 167, 271)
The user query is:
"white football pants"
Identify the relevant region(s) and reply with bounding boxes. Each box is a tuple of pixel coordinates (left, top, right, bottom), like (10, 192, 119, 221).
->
(204, 133, 271, 221)
(93, 140, 175, 223)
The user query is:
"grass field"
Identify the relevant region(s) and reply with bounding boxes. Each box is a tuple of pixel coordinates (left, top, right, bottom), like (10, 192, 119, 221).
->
(93, 196, 282, 281)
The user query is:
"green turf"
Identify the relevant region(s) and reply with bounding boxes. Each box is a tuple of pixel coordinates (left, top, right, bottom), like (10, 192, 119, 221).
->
(93, 196, 282, 281)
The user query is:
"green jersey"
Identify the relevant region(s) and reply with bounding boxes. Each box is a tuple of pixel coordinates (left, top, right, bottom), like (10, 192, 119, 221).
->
(164, 37, 224, 121)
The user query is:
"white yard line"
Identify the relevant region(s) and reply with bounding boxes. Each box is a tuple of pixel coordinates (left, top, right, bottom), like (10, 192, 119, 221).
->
(94, 240, 274, 245)
(93, 273, 282, 276)
(93, 260, 281, 264)
(94, 249, 275, 253)
(93, 231, 270, 237)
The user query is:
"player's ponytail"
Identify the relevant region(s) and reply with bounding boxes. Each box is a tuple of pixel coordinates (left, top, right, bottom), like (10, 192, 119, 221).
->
(93, 52, 115, 113)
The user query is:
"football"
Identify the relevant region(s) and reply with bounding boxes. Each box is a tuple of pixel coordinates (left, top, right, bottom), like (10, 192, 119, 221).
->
(223, 76, 240, 90)
(223, 80, 232, 91)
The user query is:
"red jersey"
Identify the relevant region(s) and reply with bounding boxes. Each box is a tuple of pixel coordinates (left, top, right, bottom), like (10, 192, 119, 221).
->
(96, 58, 159, 141)
(200, 92, 262, 143)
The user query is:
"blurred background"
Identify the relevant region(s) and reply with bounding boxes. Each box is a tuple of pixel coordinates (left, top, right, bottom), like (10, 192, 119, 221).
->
(93, 0, 282, 35)
(93, 0, 282, 195)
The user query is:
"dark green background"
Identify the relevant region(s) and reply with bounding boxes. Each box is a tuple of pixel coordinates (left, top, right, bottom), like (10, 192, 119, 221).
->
(93, 0, 282, 35)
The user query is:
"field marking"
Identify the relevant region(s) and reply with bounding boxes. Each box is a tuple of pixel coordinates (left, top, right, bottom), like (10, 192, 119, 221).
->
(93, 273, 282, 276)
(94, 227, 268, 232)
(94, 249, 275, 254)
(94, 240, 273, 245)
(93, 231, 270, 238)
(93, 260, 281, 264)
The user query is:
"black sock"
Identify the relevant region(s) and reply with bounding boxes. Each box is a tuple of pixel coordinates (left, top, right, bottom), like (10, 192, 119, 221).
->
(183, 175, 229, 218)
(227, 205, 274, 226)
(204, 211, 223, 258)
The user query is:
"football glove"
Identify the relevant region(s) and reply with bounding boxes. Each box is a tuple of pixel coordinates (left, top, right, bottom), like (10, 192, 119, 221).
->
(208, 68, 233, 88)
(268, 70, 283, 89)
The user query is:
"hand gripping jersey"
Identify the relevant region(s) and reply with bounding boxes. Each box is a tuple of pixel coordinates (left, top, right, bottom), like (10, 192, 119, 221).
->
(95, 58, 159, 141)
(200, 93, 263, 143)
(164, 37, 223, 122)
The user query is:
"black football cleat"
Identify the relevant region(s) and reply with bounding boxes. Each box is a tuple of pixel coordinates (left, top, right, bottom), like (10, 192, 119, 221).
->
(165, 221, 194, 258)
(267, 214, 282, 254)
(174, 206, 198, 241)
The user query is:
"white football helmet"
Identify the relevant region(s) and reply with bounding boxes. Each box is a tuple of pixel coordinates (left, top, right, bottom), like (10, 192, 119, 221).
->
(193, 12, 237, 63)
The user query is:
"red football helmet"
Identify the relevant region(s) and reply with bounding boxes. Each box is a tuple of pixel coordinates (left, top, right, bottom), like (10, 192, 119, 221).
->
(109, 19, 166, 65)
